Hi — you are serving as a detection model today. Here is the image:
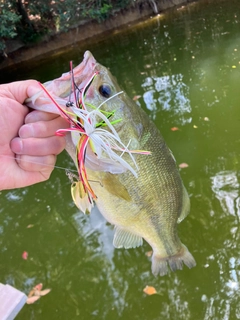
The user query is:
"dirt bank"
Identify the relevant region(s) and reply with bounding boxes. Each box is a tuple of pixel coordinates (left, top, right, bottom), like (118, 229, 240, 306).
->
(0, 0, 194, 71)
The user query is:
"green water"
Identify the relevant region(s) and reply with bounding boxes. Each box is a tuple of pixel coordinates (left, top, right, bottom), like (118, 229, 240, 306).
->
(1, 0, 240, 319)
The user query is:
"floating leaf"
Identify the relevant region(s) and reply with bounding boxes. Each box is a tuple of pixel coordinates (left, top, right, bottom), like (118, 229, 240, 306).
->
(171, 127, 179, 131)
(133, 95, 141, 101)
(193, 125, 198, 128)
(26, 296, 41, 304)
(143, 285, 157, 295)
(39, 289, 51, 296)
(27, 283, 51, 304)
(28, 289, 35, 298)
(34, 283, 43, 291)
(203, 117, 209, 121)
(22, 251, 28, 260)
(28, 284, 43, 298)
(27, 224, 34, 228)
(232, 65, 237, 68)
(34, 290, 42, 296)
(179, 163, 189, 168)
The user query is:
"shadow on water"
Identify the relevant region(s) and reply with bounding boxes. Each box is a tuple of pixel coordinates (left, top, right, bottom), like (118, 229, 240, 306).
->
(1, 0, 240, 319)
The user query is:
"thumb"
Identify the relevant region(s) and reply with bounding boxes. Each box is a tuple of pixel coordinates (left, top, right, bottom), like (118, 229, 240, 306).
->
(0, 80, 41, 104)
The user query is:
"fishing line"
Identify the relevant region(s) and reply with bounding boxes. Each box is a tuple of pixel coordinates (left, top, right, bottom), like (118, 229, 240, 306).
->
(0, 154, 78, 173)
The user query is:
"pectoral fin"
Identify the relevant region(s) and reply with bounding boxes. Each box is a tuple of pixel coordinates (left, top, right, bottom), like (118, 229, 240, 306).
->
(113, 227, 143, 249)
(101, 173, 132, 202)
(177, 186, 190, 223)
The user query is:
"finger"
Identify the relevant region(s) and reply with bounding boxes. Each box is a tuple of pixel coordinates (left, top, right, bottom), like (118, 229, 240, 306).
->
(11, 136, 66, 156)
(16, 154, 56, 172)
(19, 117, 69, 138)
(25, 110, 59, 123)
(0, 80, 40, 103)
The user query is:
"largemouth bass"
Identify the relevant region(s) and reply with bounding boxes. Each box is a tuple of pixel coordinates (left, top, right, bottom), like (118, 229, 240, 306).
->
(26, 51, 196, 276)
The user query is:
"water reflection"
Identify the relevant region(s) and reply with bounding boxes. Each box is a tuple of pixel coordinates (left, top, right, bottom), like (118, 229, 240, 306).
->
(142, 73, 191, 123)
(202, 253, 240, 320)
(74, 207, 115, 261)
(211, 171, 240, 217)
(200, 170, 240, 320)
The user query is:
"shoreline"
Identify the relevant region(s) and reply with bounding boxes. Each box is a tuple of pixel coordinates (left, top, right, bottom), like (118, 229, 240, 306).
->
(0, 0, 194, 71)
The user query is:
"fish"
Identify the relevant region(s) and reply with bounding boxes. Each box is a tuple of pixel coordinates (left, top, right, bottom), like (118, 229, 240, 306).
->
(26, 51, 196, 276)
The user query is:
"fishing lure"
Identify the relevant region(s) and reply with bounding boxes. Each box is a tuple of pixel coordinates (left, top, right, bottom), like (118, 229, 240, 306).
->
(38, 66, 150, 213)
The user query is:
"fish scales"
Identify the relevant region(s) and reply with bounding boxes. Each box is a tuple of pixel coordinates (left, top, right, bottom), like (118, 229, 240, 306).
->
(26, 51, 196, 276)
(82, 66, 195, 275)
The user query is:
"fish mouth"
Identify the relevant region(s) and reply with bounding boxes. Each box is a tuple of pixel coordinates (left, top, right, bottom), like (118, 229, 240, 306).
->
(83, 51, 97, 67)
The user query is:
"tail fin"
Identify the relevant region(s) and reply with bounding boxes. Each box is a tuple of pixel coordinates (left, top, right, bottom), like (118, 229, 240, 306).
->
(151, 244, 196, 276)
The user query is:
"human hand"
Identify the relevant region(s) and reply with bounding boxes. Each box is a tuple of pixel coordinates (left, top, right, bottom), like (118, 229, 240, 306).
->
(0, 80, 69, 190)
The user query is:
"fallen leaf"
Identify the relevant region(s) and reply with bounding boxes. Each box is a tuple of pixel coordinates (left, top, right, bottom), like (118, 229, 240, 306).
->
(28, 284, 42, 297)
(28, 289, 36, 298)
(193, 125, 198, 128)
(143, 285, 157, 295)
(133, 95, 141, 101)
(179, 163, 189, 168)
(22, 251, 28, 260)
(34, 290, 42, 296)
(171, 127, 179, 131)
(27, 224, 34, 228)
(145, 250, 153, 257)
(26, 296, 41, 304)
(34, 283, 43, 291)
(232, 65, 237, 68)
(39, 288, 51, 296)
(27, 283, 51, 303)
(203, 117, 209, 121)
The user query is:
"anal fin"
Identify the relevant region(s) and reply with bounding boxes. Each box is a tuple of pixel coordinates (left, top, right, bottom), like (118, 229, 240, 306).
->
(113, 227, 143, 249)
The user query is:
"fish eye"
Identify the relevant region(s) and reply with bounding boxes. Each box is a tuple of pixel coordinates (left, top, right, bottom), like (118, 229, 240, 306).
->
(99, 84, 112, 98)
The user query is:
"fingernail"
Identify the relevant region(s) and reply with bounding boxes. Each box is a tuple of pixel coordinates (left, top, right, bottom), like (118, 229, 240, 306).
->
(25, 112, 38, 123)
(10, 138, 23, 154)
(19, 124, 34, 138)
